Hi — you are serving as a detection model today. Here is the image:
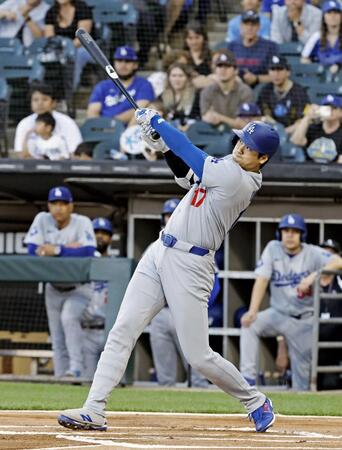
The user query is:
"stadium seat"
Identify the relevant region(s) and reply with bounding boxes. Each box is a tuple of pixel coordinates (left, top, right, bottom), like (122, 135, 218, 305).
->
(186, 121, 232, 157)
(271, 122, 288, 147)
(92, 140, 129, 160)
(0, 54, 44, 82)
(80, 117, 125, 145)
(0, 77, 10, 155)
(280, 142, 306, 163)
(291, 62, 325, 85)
(93, 1, 138, 50)
(308, 83, 342, 104)
(212, 40, 227, 51)
(0, 37, 23, 55)
(25, 37, 76, 64)
(279, 42, 303, 57)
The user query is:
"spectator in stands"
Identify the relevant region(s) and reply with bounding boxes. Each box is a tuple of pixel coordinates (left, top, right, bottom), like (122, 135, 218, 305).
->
(183, 21, 212, 76)
(270, 0, 322, 45)
(148, 49, 191, 98)
(44, 0, 93, 89)
(14, 82, 82, 155)
(235, 102, 263, 128)
(257, 55, 310, 134)
(228, 10, 279, 87)
(0, 0, 49, 47)
(82, 218, 113, 380)
(226, 0, 271, 42)
(24, 186, 96, 378)
(200, 51, 254, 128)
(161, 63, 200, 131)
(239, 213, 342, 390)
(87, 46, 155, 126)
(301, 0, 342, 79)
(290, 94, 342, 163)
(261, 0, 285, 16)
(21, 112, 70, 160)
(73, 142, 93, 160)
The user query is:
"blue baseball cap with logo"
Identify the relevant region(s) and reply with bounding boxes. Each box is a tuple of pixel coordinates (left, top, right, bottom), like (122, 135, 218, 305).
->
(238, 102, 262, 117)
(320, 94, 342, 108)
(322, 0, 342, 13)
(48, 186, 73, 203)
(92, 217, 113, 234)
(114, 46, 138, 61)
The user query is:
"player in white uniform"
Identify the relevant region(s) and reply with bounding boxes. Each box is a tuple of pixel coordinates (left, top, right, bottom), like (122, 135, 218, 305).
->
(82, 218, 113, 380)
(25, 186, 96, 378)
(240, 214, 342, 390)
(58, 110, 280, 432)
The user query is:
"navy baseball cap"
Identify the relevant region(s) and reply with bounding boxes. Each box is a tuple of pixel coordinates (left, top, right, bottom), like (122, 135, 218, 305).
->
(268, 55, 290, 70)
(215, 51, 236, 67)
(241, 10, 260, 22)
(322, 0, 342, 13)
(92, 217, 113, 234)
(48, 186, 73, 203)
(320, 94, 342, 108)
(114, 46, 138, 61)
(238, 102, 262, 117)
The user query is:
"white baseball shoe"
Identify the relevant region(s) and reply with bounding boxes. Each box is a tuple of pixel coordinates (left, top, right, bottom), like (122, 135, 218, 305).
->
(58, 408, 107, 431)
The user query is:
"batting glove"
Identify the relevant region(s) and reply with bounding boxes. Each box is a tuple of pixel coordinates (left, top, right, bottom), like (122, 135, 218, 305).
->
(135, 108, 159, 126)
(140, 126, 169, 153)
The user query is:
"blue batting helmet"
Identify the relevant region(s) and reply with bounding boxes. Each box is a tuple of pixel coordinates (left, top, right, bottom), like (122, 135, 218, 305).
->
(92, 217, 113, 234)
(276, 213, 307, 242)
(162, 198, 180, 215)
(232, 121, 280, 158)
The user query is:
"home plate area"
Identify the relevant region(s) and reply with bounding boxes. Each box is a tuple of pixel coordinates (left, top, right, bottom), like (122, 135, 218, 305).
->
(0, 411, 342, 450)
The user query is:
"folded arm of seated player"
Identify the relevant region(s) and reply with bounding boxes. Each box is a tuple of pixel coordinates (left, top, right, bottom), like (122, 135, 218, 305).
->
(27, 243, 96, 257)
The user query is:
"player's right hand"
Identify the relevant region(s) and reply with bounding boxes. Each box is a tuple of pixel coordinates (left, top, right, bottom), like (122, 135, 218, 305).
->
(135, 108, 159, 126)
(241, 310, 257, 327)
(140, 127, 169, 154)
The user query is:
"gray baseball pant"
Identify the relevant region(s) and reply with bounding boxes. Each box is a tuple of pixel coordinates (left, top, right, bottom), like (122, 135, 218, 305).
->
(240, 307, 313, 390)
(150, 306, 209, 387)
(45, 283, 91, 377)
(84, 240, 265, 415)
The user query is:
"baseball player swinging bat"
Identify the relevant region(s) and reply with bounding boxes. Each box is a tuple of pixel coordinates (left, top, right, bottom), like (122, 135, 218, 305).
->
(75, 28, 160, 140)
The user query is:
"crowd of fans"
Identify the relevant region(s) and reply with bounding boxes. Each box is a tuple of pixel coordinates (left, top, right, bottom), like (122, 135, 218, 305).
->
(0, 0, 341, 162)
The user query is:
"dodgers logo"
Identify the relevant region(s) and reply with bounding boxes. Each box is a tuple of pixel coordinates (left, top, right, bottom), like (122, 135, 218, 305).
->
(272, 270, 311, 288)
(246, 123, 256, 134)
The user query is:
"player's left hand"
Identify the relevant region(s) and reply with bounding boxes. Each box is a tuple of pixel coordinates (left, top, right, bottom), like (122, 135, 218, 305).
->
(36, 244, 58, 256)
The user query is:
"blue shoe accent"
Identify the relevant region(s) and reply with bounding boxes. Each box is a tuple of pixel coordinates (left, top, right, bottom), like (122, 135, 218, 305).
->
(244, 377, 256, 386)
(58, 414, 107, 431)
(249, 398, 275, 432)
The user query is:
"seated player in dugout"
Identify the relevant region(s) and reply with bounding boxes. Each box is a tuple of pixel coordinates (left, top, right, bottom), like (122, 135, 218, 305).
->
(239, 214, 342, 390)
(58, 110, 281, 433)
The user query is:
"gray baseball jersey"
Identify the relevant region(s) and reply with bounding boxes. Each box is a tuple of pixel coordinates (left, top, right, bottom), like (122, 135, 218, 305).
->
(165, 155, 262, 251)
(24, 212, 96, 248)
(255, 240, 333, 315)
(82, 281, 108, 325)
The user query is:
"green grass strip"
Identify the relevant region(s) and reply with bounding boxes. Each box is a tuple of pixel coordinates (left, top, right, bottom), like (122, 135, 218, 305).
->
(0, 382, 341, 416)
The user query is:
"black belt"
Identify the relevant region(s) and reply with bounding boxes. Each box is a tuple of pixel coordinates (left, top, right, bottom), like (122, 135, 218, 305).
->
(290, 311, 314, 320)
(81, 323, 105, 330)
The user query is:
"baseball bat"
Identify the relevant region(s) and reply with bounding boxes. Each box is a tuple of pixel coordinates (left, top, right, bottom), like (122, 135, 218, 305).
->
(75, 28, 160, 140)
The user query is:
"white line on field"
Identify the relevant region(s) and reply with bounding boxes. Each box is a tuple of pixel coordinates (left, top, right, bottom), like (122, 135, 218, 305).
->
(1, 410, 342, 419)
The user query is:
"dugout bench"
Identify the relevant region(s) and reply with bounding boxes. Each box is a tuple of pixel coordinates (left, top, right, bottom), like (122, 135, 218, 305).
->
(0, 256, 134, 380)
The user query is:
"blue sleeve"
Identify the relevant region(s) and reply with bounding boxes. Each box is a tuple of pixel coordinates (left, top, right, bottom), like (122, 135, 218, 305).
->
(89, 82, 104, 104)
(136, 79, 155, 102)
(151, 115, 208, 179)
(27, 243, 38, 256)
(208, 273, 221, 308)
(227, 16, 239, 42)
(60, 246, 97, 257)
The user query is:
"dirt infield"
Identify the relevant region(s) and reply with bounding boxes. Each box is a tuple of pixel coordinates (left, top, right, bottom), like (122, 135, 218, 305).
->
(0, 411, 341, 450)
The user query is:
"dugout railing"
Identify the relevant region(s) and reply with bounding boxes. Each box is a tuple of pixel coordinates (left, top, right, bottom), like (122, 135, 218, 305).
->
(0, 256, 134, 380)
(311, 269, 342, 391)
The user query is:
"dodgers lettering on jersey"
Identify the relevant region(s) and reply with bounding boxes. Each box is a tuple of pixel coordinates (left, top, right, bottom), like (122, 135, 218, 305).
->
(24, 212, 96, 247)
(164, 155, 262, 251)
(255, 240, 333, 315)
